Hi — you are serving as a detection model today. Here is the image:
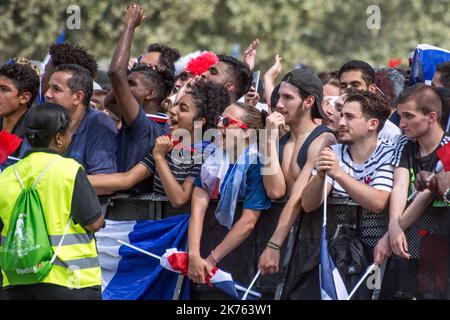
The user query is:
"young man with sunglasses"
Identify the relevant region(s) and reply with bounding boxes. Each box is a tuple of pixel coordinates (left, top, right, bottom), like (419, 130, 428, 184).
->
(258, 68, 336, 275)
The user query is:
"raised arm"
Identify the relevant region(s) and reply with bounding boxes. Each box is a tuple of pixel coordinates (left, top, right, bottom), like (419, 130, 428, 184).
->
(104, 91, 121, 118)
(242, 38, 260, 71)
(263, 54, 282, 108)
(108, 4, 144, 126)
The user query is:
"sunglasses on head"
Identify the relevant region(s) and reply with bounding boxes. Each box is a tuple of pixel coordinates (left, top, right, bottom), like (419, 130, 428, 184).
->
(215, 115, 248, 129)
(178, 71, 193, 82)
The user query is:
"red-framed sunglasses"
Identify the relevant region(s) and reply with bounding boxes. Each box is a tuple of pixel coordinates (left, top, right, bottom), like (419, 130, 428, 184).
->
(214, 115, 248, 129)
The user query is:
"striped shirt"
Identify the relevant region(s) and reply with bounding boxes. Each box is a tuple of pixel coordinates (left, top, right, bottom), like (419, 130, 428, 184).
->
(140, 142, 211, 195)
(326, 139, 396, 198)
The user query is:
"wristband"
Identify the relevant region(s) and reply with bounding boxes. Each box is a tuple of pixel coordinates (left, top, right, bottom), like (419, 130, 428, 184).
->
(267, 240, 282, 251)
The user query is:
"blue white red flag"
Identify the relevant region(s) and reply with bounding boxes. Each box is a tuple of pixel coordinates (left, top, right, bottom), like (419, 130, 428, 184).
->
(320, 174, 349, 300)
(409, 44, 450, 86)
(96, 214, 190, 300)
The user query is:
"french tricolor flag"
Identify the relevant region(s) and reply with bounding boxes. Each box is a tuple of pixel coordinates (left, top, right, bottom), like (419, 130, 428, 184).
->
(409, 44, 450, 86)
(131, 247, 261, 300)
(320, 174, 349, 300)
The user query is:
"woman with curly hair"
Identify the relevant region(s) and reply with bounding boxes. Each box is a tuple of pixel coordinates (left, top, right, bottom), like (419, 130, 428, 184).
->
(89, 82, 230, 207)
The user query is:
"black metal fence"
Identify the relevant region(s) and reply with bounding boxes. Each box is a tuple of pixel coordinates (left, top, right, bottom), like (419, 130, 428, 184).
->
(102, 194, 449, 300)
(0, 195, 448, 300)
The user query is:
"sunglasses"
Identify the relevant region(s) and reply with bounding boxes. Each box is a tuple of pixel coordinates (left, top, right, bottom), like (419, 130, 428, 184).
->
(178, 71, 193, 82)
(215, 115, 248, 129)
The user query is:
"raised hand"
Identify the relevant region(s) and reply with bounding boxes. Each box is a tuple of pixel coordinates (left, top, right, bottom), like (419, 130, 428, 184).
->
(244, 85, 260, 107)
(243, 38, 260, 70)
(264, 54, 282, 84)
(125, 3, 145, 28)
(152, 135, 173, 159)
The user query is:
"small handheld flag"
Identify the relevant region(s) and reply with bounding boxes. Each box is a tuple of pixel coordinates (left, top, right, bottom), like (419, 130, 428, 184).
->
(117, 240, 261, 300)
(0, 129, 22, 164)
(408, 142, 450, 201)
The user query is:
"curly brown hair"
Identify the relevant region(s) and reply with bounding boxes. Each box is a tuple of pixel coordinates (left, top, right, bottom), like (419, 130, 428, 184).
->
(189, 82, 230, 132)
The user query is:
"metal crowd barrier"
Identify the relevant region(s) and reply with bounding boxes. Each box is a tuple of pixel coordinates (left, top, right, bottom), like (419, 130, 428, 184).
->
(102, 194, 449, 300)
(0, 195, 448, 300)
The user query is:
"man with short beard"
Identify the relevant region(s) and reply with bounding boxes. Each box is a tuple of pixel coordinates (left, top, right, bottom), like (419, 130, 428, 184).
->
(258, 68, 336, 275)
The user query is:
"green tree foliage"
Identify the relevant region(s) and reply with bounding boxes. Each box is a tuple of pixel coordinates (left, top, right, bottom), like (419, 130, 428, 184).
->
(1, 0, 449, 73)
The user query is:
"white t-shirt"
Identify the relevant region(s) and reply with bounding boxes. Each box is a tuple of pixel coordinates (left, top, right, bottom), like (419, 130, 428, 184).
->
(325, 140, 396, 198)
(378, 119, 402, 145)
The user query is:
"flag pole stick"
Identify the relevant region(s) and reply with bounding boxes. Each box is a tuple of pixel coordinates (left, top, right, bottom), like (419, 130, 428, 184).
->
(407, 172, 436, 202)
(117, 239, 162, 261)
(234, 284, 261, 298)
(346, 263, 377, 300)
(241, 270, 261, 300)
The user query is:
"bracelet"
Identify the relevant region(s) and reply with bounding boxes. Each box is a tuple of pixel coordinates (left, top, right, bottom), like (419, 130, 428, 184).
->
(210, 250, 220, 264)
(267, 240, 282, 251)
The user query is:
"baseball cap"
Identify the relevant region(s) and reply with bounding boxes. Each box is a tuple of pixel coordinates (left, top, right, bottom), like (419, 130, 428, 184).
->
(281, 68, 326, 119)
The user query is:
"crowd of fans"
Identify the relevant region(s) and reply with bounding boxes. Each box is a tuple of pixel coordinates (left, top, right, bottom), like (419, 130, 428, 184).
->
(0, 3, 450, 300)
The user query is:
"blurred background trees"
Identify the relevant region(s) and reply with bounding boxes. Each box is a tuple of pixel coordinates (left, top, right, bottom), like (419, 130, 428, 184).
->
(1, 0, 449, 73)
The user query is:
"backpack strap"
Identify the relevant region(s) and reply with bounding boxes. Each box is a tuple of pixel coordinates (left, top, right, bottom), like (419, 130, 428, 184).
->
(297, 125, 335, 169)
(13, 157, 62, 190)
(50, 216, 73, 264)
(13, 164, 25, 190)
(33, 158, 62, 188)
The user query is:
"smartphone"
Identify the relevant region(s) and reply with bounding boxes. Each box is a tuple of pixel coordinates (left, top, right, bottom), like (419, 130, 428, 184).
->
(252, 70, 261, 91)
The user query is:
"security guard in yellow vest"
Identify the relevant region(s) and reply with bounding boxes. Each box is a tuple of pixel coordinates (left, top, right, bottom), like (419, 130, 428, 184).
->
(0, 102, 104, 300)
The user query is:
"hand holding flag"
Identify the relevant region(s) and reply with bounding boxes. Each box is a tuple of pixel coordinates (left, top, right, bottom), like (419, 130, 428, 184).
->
(117, 240, 261, 300)
(408, 142, 450, 201)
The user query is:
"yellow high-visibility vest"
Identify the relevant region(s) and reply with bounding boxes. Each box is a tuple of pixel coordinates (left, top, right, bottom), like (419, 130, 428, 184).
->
(0, 152, 101, 288)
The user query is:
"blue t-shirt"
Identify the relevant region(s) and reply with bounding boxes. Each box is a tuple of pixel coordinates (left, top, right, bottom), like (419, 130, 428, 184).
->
(117, 107, 168, 193)
(195, 160, 271, 211)
(117, 108, 168, 171)
(66, 107, 118, 174)
(19, 107, 118, 175)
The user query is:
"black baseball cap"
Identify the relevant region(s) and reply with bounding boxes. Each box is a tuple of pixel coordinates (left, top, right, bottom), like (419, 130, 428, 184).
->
(281, 68, 326, 119)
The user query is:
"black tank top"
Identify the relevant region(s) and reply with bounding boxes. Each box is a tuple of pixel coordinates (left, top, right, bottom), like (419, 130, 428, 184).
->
(278, 125, 335, 170)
